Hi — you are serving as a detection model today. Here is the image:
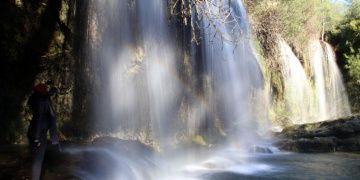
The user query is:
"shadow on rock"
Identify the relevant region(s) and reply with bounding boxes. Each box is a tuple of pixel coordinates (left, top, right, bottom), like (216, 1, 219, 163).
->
(275, 116, 360, 153)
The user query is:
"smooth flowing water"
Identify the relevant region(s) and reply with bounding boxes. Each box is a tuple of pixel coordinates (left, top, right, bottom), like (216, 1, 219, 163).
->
(82, 0, 354, 179)
(278, 39, 313, 124)
(87, 0, 266, 148)
(199, 0, 265, 146)
(199, 152, 360, 180)
(87, 0, 183, 148)
(309, 40, 351, 121)
(65, 144, 360, 180)
(83, 0, 270, 179)
(276, 39, 351, 125)
(322, 42, 351, 119)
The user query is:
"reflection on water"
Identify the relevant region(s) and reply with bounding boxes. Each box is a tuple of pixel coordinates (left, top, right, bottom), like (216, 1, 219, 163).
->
(272, 153, 360, 179)
(201, 152, 360, 180)
(65, 145, 360, 180)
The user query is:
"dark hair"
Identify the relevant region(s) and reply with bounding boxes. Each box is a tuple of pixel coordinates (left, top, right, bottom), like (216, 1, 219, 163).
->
(45, 80, 53, 85)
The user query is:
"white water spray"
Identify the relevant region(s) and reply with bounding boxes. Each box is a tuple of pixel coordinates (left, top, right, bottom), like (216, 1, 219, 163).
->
(276, 39, 351, 125)
(87, 0, 184, 148)
(278, 39, 313, 124)
(199, 0, 265, 146)
(81, 0, 305, 179)
(310, 40, 351, 120)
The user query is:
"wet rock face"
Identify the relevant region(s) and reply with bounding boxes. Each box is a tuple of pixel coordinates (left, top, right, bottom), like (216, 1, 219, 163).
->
(275, 116, 360, 153)
(276, 137, 337, 153)
(0, 0, 82, 144)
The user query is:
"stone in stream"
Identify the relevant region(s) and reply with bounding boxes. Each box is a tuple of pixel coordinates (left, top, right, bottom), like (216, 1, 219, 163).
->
(250, 145, 274, 154)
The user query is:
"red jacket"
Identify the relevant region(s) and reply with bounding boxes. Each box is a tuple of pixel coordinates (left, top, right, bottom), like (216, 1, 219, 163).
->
(33, 83, 49, 96)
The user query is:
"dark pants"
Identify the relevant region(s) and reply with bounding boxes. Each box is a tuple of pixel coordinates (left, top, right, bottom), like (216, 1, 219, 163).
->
(27, 99, 59, 180)
(33, 100, 59, 143)
(29, 134, 47, 180)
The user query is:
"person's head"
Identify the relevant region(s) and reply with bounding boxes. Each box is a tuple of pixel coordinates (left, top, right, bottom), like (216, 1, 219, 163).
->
(45, 80, 54, 86)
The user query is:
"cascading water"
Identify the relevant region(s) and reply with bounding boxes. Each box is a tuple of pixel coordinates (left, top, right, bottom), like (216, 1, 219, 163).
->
(199, 0, 265, 146)
(275, 39, 351, 125)
(138, 0, 183, 148)
(310, 40, 351, 121)
(63, 0, 358, 179)
(87, 0, 266, 149)
(310, 40, 329, 120)
(87, 0, 183, 148)
(79, 0, 275, 179)
(323, 42, 351, 118)
(278, 39, 313, 124)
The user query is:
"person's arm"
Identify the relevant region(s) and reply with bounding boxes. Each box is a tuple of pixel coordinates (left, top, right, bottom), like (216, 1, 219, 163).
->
(48, 87, 59, 96)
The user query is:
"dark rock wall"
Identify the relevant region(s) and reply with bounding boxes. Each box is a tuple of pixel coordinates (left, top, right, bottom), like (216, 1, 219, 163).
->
(0, 0, 90, 143)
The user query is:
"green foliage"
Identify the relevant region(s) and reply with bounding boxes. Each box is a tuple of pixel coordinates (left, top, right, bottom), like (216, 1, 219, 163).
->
(279, 0, 344, 47)
(247, 0, 346, 108)
(346, 81, 360, 112)
(322, 1, 347, 32)
(246, 0, 345, 57)
(345, 48, 360, 81)
(330, 0, 360, 80)
(329, 0, 360, 112)
(279, 0, 316, 42)
(246, 0, 354, 120)
(270, 101, 292, 126)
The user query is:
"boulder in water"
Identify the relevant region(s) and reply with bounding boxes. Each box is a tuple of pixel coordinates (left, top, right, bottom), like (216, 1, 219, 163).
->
(275, 116, 360, 152)
(250, 145, 274, 154)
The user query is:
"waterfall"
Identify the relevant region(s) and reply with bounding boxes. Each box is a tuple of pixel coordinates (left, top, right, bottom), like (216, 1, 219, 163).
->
(310, 40, 351, 121)
(86, 0, 266, 148)
(310, 40, 328, 120)
(199, 0, 265, 145)
(276, 39, 351, 125)
(138, 0, 182, 148)
(278, 39, 313, 124)
(83, 0, 350, 155)
(81, 0, 270, 179)
(87, 0, 183, 148)
(77, 0, 352, 179)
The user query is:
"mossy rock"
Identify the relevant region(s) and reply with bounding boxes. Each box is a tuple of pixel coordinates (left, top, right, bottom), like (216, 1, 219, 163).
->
(276, 115, 360, 153)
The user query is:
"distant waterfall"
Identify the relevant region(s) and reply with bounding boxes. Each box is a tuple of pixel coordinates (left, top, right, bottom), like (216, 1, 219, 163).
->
(310, 40, 351, 121)
(278, 39, 313, 124)
(276, 39, 351, 125)
(310, 40, 328, 120)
